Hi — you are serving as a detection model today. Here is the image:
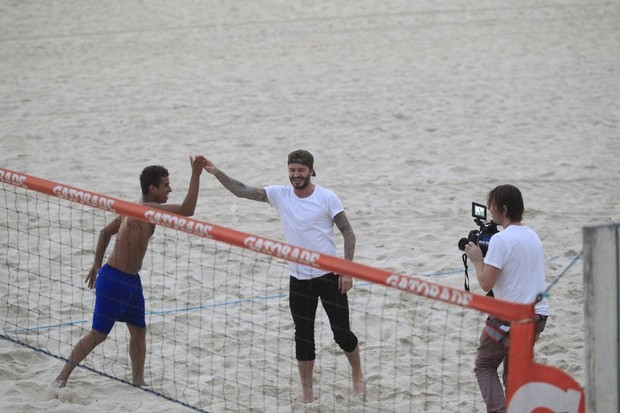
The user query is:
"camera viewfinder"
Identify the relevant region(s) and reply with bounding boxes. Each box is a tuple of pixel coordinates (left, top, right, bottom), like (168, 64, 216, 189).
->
(472, 202, 487, 220)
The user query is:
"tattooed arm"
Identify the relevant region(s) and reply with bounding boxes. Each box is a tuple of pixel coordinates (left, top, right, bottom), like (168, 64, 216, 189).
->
(334, 211, 356, 261)
(334, 210, 356, 293)
(203, 157, 268, 202)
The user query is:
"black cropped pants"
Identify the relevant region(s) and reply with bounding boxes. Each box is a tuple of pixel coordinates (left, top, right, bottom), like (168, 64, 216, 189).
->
(289, 273, 358, 361)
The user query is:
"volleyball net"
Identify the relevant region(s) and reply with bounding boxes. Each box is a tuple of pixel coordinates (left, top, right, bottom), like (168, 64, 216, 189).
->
(0, 167, 584, 412)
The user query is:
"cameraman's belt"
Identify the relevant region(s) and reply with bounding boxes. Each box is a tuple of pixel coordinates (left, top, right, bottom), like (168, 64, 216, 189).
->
(483, 318, 511, 347)
(484, 315, 548, 347)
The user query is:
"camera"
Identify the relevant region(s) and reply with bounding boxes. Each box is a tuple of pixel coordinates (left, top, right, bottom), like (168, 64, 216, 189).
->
(458, 202, 499, 257)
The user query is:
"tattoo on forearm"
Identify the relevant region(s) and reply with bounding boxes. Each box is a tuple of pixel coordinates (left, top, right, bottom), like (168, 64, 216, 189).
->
(343, 240, 355, 261)
(215, 170, 267, 202)
(334, 212, 356, 260)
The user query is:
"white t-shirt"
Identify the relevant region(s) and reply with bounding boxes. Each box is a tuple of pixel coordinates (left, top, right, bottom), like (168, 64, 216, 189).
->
(484, 225, 549, 316)
(265, 185, 344, 280)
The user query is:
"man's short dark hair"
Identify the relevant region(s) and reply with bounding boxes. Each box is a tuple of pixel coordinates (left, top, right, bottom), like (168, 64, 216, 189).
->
(140, 165, 169, 195)
(487, 184, 524, 222)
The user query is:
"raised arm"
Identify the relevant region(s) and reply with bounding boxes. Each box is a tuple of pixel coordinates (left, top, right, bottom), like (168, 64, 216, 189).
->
(203, 157, 268, 202)
(334, 210, 356, 293)
(147, 155, 206, 216)
(175, 155, 206, 216)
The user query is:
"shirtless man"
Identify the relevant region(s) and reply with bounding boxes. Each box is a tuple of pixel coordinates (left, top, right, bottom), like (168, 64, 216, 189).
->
(53, 155, 207, 388)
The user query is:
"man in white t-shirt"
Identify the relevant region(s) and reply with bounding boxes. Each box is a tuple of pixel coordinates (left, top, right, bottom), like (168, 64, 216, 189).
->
(464, 184, 549, 413)
(202, 149, 365, 403)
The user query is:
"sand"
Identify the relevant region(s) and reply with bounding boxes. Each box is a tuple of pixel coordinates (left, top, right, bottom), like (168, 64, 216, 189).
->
(1, 1, 619, 412)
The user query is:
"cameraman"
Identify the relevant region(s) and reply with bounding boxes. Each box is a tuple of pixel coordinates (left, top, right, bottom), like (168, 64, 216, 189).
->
(463, 184, 549, 413)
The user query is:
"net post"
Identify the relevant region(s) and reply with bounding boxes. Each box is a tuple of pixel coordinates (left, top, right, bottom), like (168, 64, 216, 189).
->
(583, 222, 620, 413)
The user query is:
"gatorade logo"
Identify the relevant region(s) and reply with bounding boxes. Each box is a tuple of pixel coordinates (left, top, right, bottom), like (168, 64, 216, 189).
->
(0, 171, 27, 188)
(53, 186, 115, 211)
(144, 210, 213, 237)
(244, 236, 320, 266)
(386, 274, 472, 306)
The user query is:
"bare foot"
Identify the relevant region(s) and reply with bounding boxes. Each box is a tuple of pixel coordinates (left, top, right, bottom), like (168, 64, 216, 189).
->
(353, 376, 367, 400)
(299, 389, 315, 403)
(298, 394, 318, 404)
(133, 380, 149, 387)
(51, 377, 67, 389)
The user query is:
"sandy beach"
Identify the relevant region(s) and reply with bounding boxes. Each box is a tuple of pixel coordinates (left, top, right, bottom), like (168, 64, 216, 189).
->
(1, 1, 619, 412)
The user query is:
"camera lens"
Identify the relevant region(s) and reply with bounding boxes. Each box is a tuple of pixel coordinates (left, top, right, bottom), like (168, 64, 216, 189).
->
(458, 238, 469, 251)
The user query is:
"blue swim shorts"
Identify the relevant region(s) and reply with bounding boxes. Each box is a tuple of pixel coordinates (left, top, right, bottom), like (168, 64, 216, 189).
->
(92, 264, 146, 334)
